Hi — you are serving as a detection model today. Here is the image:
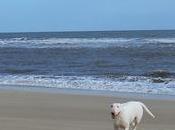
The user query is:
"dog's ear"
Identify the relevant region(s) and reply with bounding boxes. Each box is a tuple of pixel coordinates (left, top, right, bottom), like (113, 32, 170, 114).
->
(118, 103, 122, 108)
(110, 104, 113, 108)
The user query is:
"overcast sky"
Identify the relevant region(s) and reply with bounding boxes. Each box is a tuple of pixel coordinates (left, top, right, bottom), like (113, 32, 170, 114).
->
(0, 0, 175, 32)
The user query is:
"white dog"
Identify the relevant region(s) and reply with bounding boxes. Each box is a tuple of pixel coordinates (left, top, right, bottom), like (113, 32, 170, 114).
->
(110, 101, 155, 130)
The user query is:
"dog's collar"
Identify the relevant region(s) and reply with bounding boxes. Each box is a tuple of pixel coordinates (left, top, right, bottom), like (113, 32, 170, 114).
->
(115, 112, 121, 117)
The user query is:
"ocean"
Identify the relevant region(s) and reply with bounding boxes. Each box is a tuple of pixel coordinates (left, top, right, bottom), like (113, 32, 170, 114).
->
(0, 30, 175, 95)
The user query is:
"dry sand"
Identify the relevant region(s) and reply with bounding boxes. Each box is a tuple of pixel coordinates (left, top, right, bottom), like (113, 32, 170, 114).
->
(0, 90, 174, 130)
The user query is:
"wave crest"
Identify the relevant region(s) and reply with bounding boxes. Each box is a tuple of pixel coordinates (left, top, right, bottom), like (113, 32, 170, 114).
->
(0, 37, 175, 48)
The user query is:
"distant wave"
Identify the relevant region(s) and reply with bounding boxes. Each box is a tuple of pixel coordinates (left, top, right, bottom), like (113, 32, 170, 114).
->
(0, 75, 175, 95)
(0, 37, 175, 48)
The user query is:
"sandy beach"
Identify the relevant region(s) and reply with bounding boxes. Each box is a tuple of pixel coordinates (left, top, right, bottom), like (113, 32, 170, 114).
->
(0, 90, 174, 130)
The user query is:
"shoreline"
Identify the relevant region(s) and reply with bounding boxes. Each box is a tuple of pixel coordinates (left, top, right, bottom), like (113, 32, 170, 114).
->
(0, 84, 175, 101)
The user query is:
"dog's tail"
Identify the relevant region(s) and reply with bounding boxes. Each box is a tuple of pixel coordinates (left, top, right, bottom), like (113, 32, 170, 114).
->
(140, 102, 155, 118)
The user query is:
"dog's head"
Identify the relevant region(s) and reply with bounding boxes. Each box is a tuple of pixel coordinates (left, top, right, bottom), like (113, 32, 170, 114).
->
(110, 103, 122, 119)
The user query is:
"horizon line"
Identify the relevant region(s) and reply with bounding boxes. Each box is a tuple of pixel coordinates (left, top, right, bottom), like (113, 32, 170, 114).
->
(0, 29, 175, 34)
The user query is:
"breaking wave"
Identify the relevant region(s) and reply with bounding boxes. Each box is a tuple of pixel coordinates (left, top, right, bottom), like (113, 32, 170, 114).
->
(0, 75, 175, 95)
(0, 37, 175, 48)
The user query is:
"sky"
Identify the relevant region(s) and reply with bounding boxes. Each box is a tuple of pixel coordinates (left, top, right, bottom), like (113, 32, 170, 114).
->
(0, 0, 175, 32)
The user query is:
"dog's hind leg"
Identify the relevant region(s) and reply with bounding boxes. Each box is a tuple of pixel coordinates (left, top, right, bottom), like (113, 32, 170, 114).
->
(132, 117, 138, 130)
(132, 124, 137, 130)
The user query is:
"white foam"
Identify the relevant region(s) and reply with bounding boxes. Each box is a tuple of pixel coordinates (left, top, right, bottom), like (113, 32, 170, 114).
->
(0, 75, 174, 95)
(1, 37, 175, 48)
(0, 38, 135, 48)
(145, 38, 175, 44)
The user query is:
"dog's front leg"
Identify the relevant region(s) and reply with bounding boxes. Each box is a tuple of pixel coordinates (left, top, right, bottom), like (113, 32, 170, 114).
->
(132, 126, 137, 130)
(113, 124, 119, 130)
(124, 124, 129, 130)
(124, 127, 129, 130)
